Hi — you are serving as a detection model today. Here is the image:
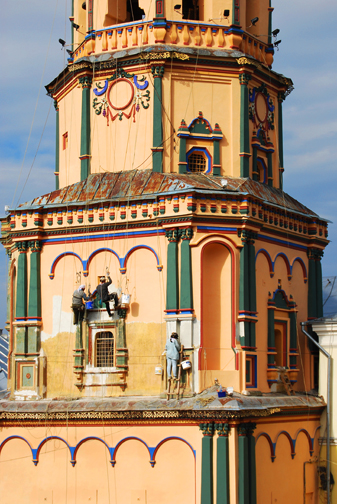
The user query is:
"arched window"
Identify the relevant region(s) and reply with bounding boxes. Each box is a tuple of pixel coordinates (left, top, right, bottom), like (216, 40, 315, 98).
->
(95, 331, 114, 367)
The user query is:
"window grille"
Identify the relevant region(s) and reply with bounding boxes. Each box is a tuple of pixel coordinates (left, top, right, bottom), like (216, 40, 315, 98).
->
(188, 152, 206, 173)
(95, 331, 114, 367)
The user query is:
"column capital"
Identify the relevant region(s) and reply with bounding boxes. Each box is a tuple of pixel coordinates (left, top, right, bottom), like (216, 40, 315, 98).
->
(29, 240, 42, 252)
(165, 228, 180, 242)
(54, 100, 59, 111)
(239, 73, 252, 86)
(238, 422, 256, 436)
(307, 248, 324, 261)
(199, 422, 214, 437)
(17, 241, 29, 253)
(215, 423, 230, 437)
(238, 229, 258, 244)
(151, 65, 165, 79)
(180, 227, 194, 241)
(79, 76, 92, 89)
(278, 91, 286, 103)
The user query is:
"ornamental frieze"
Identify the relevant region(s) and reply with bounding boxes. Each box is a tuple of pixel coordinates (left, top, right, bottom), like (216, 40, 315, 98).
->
(93, 67, 150, 124)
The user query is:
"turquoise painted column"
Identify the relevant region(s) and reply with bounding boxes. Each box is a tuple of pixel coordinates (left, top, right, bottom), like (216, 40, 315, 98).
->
(151, 65, 164, 172)
(215, 423, 230, 504)
(177, 119, 189, 173)
(238, 423, 257, 504)
(165, 229, 179, 312)
(200, 423, 214, 504)
(307, 248, 324, 319)
(54, 100, 59, 190)
(180, 228, 193, 313)
(79, 76, 92, 181)
(238, 424, 249, 504)
(278, 92, 285, 190)
(316, 250, 324, 318)
(28, 240, 42, 355)
(267, 302, 275, 375)
(16, 242, 28, 320)
(239, 73, 251, 178)
(239, 230, 257, 348)
(16, 241, 28, 354)
(247, 423, 257, 504)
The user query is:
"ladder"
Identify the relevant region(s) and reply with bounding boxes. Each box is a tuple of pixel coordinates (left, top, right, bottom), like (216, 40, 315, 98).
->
(166, 345, 184, 400)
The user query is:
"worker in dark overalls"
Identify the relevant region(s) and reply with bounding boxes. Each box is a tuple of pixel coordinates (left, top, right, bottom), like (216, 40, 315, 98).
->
(96, 273, 118, 317)
(72, 284, 91, 324)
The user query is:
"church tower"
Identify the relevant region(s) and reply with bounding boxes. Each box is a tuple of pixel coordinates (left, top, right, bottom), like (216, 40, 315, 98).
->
(0, 2, 330, 503)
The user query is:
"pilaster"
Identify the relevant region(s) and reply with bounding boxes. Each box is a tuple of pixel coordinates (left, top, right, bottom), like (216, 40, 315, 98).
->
(151, 65, 164, 172)
(200, 422, 214, 504)
(239, 73, 251, 178)
(238, 230, 257, 349)
(165, 228, 180, 312)
(79, 76, 92, 181)
(277, 92, 285, 190)
(180, 228, 193, 313)
(54, 100, 59, 190)
(238, 423, 257, 504)
(215, 423, 230, 504)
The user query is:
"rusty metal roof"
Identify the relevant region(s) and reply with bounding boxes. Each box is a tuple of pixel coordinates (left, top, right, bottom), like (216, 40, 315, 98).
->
(0, 386, 325, 418)
(15, 170, 321, 219)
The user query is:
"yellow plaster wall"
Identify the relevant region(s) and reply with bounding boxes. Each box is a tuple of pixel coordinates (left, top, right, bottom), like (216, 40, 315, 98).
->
(58, 85, 82, 187)
(163, 71, 238, 176)
(90, 71, 153, 174)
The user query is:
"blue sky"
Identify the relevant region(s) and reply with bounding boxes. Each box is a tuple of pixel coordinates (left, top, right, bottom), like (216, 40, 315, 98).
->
(0, 0, 337, 331)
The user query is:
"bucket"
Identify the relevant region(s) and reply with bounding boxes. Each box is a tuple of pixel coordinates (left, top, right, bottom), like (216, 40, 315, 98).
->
(86, 301, 94, 309)
(217, 390, 227, 398)
(181, 360, 192, 370)
(155, 365, 163, 375)
(121, 293, 131, 305)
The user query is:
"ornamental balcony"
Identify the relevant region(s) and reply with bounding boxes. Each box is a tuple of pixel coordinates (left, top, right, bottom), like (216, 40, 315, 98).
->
(71, 19, 274, 67)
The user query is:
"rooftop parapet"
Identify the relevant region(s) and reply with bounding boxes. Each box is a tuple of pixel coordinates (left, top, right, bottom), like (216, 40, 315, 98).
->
(71, 19, 274, 67)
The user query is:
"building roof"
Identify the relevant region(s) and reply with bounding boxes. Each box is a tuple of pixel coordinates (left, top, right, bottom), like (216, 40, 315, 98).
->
(15, 170, 322, 220)
(0, 387, 325, 423)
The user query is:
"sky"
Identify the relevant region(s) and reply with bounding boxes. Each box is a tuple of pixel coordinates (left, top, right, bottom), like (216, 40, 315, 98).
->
(0, 0, 337, 333)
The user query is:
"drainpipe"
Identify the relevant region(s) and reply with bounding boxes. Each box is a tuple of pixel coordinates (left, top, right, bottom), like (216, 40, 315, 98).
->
(301, 322, 331, 504)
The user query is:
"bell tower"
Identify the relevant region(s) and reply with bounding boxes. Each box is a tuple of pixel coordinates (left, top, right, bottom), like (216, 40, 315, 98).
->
(48, 0, 289, 190)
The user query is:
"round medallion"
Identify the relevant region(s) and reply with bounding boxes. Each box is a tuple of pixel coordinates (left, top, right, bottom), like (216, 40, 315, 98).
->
(26, 373, 31, 379)
(255, 92, 268, 123)
(107, 78, 134, 111)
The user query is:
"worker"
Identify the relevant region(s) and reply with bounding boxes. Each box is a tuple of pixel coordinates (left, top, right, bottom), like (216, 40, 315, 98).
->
(96, 272, 118, 317)
(72, 284, 91, 325)
(165, 332, 181, 379)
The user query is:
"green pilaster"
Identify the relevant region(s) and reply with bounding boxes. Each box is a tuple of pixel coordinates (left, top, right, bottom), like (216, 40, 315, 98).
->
(215, 423, 230, 504)
(247, 424, 257, 504)
(239, 231, 257, 348)
(239, 73, 251, 178)
(155, 0, 165, 17)
(74, 324, 84, 371)
(278, 93, 285, 190)
(316, 252, 323, 318)
(79, 76, 92, 181)
(200, 423, 214, 504)
(238, 424, 249, 504)
(28, 241, 41, 319)
(16, 242, 28, 319)
(151, 66, 164, 173)
(27, 241, 42, 355)
(166, 229, 179, 311)
(179, 136, 187, 173)
(267, 151, 273, 187)
(307, 249, 317, 319)
(54, 101, 59, 190)
(213, 140, 221, 176)
(248, 241, 256, 347)
(180, 229, 193, 311)
(232, 0, 240, 25)
(289, 311, 297, 368)
(6, 252, 12, 329)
